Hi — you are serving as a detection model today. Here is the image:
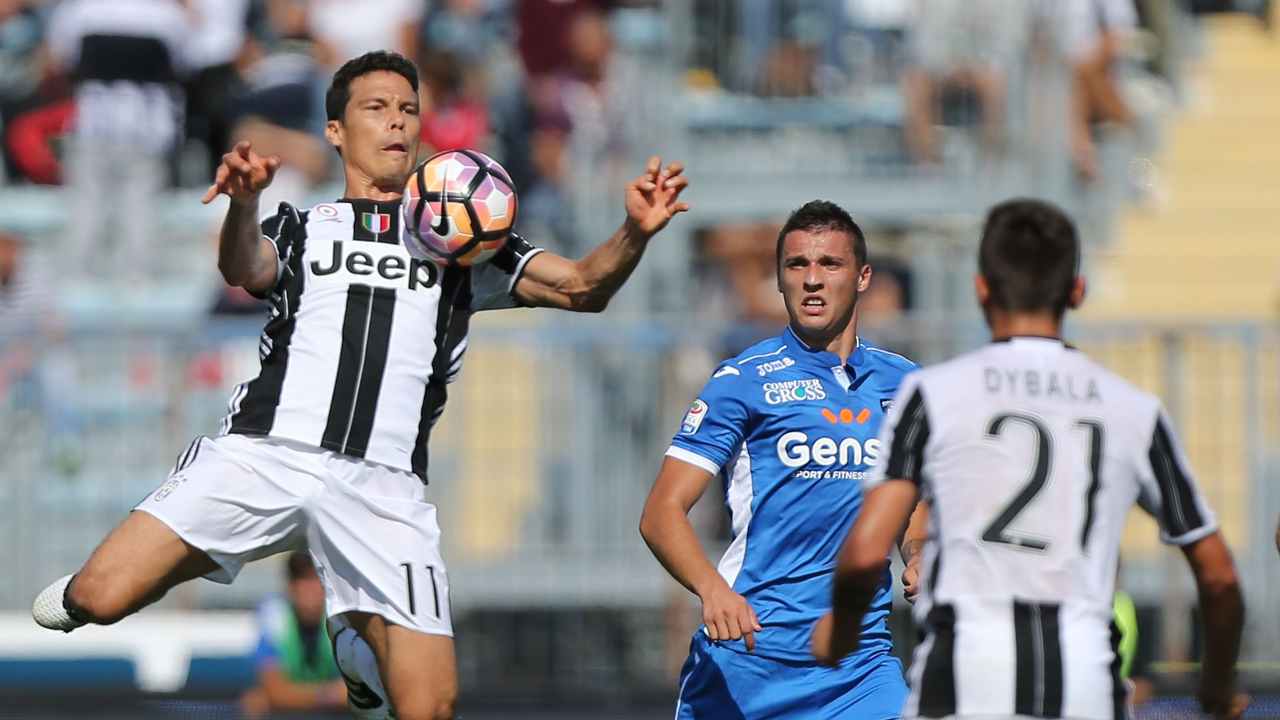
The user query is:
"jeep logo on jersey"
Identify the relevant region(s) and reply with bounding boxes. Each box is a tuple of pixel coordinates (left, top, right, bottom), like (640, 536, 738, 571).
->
(763, 379, 826, 405)
(756, 357, 795, 376)
(776, 431, 881, 468)
(311, 240, 439, 291)
(361, 212, 391, 233)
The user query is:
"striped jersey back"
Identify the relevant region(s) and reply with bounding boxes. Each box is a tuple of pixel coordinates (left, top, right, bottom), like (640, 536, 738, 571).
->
(870, 337, 1219, 719)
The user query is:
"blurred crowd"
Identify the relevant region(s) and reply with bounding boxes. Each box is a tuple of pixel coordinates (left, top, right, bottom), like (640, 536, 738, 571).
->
(0, 0, 1266, 338)
(0, 0, 631, 282)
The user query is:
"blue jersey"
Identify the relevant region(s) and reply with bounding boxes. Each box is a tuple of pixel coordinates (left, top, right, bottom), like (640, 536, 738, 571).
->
(667, 326, 916, 662)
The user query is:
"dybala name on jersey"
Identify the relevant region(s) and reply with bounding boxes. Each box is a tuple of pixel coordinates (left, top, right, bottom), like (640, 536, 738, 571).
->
(311, 240, 440, 291)
(983, 366, 1103, 403)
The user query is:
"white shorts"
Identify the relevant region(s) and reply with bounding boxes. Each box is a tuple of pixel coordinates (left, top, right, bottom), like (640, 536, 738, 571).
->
(135, 434, 453, 637)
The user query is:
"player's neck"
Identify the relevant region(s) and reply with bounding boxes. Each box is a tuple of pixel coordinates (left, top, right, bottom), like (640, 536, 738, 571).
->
(342, 169, 404, 202)
(987, 310, 1063, 342)
(790, 321, 859, 364)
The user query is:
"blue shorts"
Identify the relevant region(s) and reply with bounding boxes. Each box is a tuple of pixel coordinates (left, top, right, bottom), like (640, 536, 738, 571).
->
(675, 633, 908, 719)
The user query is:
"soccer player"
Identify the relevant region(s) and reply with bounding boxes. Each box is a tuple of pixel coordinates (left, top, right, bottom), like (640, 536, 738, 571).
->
(31, 51, 689, 720)
(812, 199, 1248, 720)
(640, 200, 921, 718)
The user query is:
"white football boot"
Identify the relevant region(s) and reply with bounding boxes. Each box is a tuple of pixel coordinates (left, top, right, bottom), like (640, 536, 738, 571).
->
(32, 574, 86, 632)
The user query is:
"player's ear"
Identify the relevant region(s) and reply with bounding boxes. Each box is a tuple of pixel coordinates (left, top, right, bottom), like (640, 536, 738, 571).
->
(974, 274, 990, 306)
(857, 263, 872, 293)
(324, 119, 343, 153)
(1068, 276, 1086, 309)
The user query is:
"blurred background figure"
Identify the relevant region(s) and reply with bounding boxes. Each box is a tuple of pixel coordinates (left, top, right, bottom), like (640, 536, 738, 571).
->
(45, 0, 190, 283)
(0, 228, 53, 395)
(307, 0, 421, 70)
(901, 0, 1027, 165)
(0, 0, 68, 186)
(182, 0, 251, 182)
(232, 0, 331, 217)
(239, 551, 346, 719)
(1059, 0, 1141, 180)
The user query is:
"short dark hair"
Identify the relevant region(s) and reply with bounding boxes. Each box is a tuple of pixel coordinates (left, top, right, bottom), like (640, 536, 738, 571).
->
(775, 200, 867, 269)
(285, 551, 317, 581)
(325, 50, 419, 122)
(978, 198, 1080, 316)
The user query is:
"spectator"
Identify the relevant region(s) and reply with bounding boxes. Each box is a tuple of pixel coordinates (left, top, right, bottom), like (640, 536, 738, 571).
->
(45, 0, 191, 282)
(698, 222, 787, 354)
(233, 0, 332, 217)
(901, 0, 1028, 164)
(741, 1, 851, 96)
(417, 47, 489, 155)
(539, 8, 626, 249)
(0, 228, 49, 341)
(516, 0, 611, 79)
(0, 229, 54, 397)
(307, 0, 422, 71)
(4, 96, 72, 185)
(418, 0, 512, 66)
(0, 0, 45, 110)
(1058, 0, 1139, 180)
(0, 2, 68, 185)
(183, 0, 252, 179)
(240, 551, 346, 719)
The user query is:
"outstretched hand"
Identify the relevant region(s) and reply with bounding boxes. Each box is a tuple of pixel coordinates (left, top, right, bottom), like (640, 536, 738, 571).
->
(625, 155, 690, 238)
(202, 141, 281, 205)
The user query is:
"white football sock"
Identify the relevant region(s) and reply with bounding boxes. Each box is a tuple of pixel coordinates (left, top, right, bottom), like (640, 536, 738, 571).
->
(332, 618, 389, 716)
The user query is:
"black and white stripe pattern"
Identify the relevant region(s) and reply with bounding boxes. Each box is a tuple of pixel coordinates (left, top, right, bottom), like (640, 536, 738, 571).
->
(228, 205, 308, 437)
(1147, 416, 1206, 538)
(1109, 621, 1130, 719)
(171, 436, 205, 474)
(895, 338, 1219, 719)
(884, 386, 930, 482)
(321, 285, 397, 457)
(1013, 600, 1064, 718)
(411, 267, 471, 480)
(222, 200, 539, 482)
(917, 604, 957, 718)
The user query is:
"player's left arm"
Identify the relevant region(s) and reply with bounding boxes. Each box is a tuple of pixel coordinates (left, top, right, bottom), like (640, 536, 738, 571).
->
(812, 479, 920, 665)
(512, 156, 689, 311)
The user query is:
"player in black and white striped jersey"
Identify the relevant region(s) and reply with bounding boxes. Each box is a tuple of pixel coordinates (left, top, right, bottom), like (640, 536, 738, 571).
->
(215, 197, 542, 477)
(811, 199, 1247, 720)
(32, 51, 690, 720)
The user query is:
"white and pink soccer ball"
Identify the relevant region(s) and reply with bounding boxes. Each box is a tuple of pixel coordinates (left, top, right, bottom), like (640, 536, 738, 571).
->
(402, 149, 519, 267)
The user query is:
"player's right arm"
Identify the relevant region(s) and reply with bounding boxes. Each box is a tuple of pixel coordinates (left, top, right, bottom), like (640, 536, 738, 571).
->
(640, 457, 762, 652)
(1136, 407, 1246, 720)
(203, 141, 282, 297)
(639, 367, 761, 651)
(1182, 533, 1247, 720)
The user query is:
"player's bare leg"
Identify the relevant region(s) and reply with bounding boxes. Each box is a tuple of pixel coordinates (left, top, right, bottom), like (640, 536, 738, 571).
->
(336, 610, 458, 720)
(33, 510, 219, 629)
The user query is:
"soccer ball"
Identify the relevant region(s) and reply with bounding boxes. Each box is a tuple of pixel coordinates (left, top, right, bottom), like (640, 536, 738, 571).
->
(401, 149, 518, 267)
